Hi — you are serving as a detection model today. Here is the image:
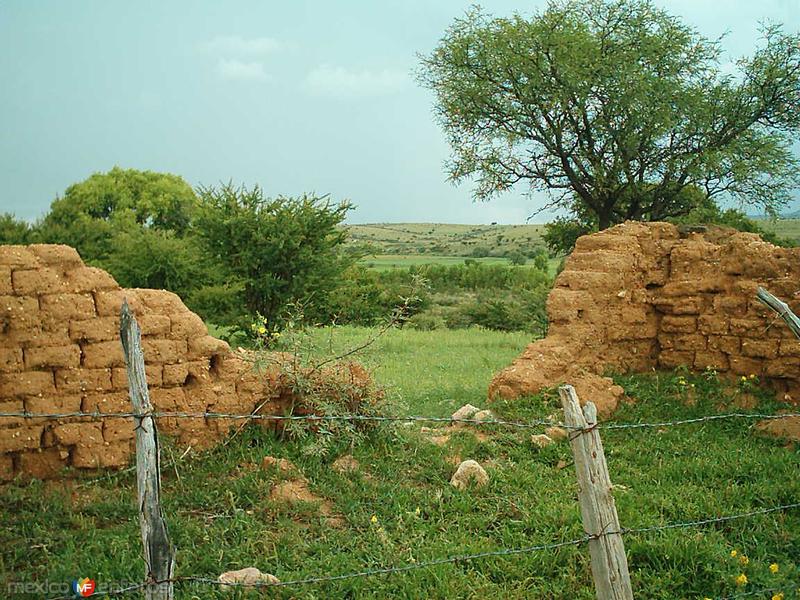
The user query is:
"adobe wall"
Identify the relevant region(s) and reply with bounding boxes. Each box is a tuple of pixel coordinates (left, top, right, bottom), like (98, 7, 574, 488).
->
(0, 244, 370, 480)
(489, 222, 800, 414)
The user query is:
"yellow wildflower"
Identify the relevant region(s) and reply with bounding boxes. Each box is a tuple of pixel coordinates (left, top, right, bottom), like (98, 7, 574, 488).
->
(734, 573, 748, 586)
(771, 593, 783, 600)
(730, 550, 738, 557)
(749, 374, 756, 379)
(740, 376, 747, 382)
(370, 515, 378, 524)
(770, 563, 779, 574)
(257, 325, 267, 335)
(739, 555, 749, 566)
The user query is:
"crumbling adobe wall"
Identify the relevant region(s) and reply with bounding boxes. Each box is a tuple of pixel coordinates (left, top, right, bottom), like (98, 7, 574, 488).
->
(0, 244, 371, 480)
(489, 222, 800, 414)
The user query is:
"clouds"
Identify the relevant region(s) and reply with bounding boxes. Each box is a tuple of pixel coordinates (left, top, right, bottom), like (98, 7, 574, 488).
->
(217, 59, 269, 82)
(201, 34, 281, 83)
(305, 65, 408, 98)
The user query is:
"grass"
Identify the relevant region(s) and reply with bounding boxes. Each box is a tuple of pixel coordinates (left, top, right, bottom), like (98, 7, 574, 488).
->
(2, 327, 800, 599)
(359, 254, 562, 276)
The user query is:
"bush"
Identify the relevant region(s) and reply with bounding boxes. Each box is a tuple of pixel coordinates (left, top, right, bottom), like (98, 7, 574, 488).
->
(507, 250, 527, 265)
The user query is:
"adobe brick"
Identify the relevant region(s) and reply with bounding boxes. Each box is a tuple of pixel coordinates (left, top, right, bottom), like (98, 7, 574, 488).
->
(62, 266, 118, 293)
(81, 341, 125, 368)
(141, 339, 186, 364)
(12, 268, 65, 295)
(0, 245, 37, 268)
(39, 293, 96, 321)
(52, 422, 103, 446)
(660, 315, 697, 333)
(94, 290, 144, 317)
(0, 266, 11, 295)
(28, 244, 83, 267)
(169, 312, 206, 338)
(110, 365, 162, 390)
(24, 344, 81, 369)
(0, 371, 55, 397)
(740, 338, 780, 360)
(17, 448, 66, 479)
(138, 314, 171, 336)
(708, 336, 741, 355)
(693, 351, 730, 371)
(0, 425, 44, 453)
(55, 368, 113, 393)
(0, 348, 23, 372)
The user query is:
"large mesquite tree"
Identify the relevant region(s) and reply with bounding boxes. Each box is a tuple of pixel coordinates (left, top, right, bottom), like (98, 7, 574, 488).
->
(419, 0, 800, 229)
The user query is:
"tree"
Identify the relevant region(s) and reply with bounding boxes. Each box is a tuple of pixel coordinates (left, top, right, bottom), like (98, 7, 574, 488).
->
(194, 183, 355, 334)
(0, 213, 34, 244)
(419, 0, 800, 229)
(39, 167, 198, 260)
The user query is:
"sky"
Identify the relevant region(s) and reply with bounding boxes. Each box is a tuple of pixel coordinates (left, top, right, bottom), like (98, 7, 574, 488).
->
(1, 0, 798, 225)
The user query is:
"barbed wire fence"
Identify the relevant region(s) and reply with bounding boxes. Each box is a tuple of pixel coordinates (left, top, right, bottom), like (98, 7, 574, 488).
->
(2, 293, 798, 599)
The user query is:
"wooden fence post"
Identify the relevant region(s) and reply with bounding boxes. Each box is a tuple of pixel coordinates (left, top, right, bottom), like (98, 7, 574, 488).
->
(757, 287, 800, 340)
(559, 385, 633, 600)
(120, 300, 175, 600)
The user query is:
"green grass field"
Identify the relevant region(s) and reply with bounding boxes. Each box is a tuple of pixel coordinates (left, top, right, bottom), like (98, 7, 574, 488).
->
(2, 326, 799, 599)
(359, 253, 562, 276)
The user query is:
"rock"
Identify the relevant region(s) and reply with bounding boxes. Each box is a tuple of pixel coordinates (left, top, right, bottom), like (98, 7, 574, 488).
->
(545, 426, 568, 442)
(449, 459, 489, 490)
(261, 456, 295, 473)
(473, 409, 495, 422)
(451, 404, 481, 422)
(331, 454, 359, 474)
(530, 434, 553, 448)
(217, 567, 279, 590)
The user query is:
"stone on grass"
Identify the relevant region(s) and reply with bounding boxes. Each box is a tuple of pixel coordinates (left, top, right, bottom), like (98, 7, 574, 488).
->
(218, 567, 279, 590)
(450, 459, 489, 490)
(261, 456, 295, 473)
(451, 404, 481, 422)
(545, 426, 569, 441)
(530, 434, 553, 448)
(473, 409, 495, 422)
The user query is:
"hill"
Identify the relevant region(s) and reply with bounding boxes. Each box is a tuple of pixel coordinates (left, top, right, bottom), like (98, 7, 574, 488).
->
(345, 222, 548, 257)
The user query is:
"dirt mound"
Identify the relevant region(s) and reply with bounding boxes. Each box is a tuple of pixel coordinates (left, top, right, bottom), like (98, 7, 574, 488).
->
(0, 244, 373, 480)
(489, 222, 800, 416)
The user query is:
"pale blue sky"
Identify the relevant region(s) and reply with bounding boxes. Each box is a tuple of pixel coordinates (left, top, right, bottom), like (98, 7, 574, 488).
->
(1, 0, 798, 224)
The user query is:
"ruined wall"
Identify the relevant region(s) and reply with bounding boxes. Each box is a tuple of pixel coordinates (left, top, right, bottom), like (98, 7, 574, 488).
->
(0, 244, 370, 480)
(489, 222, 800, 414)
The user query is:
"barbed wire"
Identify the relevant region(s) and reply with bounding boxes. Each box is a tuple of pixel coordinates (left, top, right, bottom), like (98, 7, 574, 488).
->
(42, 501, 800, 599)
(3, 410, 800, 433)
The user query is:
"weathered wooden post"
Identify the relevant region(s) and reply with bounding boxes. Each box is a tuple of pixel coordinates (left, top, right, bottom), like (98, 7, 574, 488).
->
(757, 287, 800, 340)
(120, 300, 175, 600)
(559, 385, 633, 600)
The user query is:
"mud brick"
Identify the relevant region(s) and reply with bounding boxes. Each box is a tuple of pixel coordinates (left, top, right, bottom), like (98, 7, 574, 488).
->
(136, 289, 186, 313)
(659, 333, 707, 352)
(729, 355, 764, 377)
(0, 371, 55, 397)
(52, 421, 103, 446)
(72, 439, 131, 469)
(729, 317, 768, 336)
(0, 348, 23, 372)
(13, 268, 67, 295)
(712, 295, 748, 316)
(708, 336, 741, 355)
(0, 425, 44, 453)
(82, 341, 125, 368)
(660, 315, 697, 333)
(187, 335, 229, 360)
(693, 351, 730, 371)
(658, 349, 695, 369)
(652, 296, 705, 315)
(163, 360, 211, 387)
(28, 244, 83, 267)
(780, 339, 800, 357)
(80, 392, 131, 414)
(17, 448, 67, 479)
(0, 246, 37, 268)
(24, 395, 82, 423)
(0, 399, 25, 426)
(103, 419, 134, 442)
(546, 288, 594, 322)
(566, 250, 635, 273)
(556, 270, 620, 292)
(138, 314, 171, 336)
(169, 312, 207, 338)
(69, 317, 119, 342)
(62, 266, 118, 293)
(659, 278, 725, 296)
(0, 455, 13, 481)
(111, 365, 162, 389)
(94, 290, 144, 317)
(55, 368, 112, 393)
(141, 339, 186, 364)
(24, 344, 81, 369)
(0, 266, 11, 295)
(150, 387, 185, 411)
(740, 338, 780, 360)
(0, 294, 39, 319)
(764, 360, 800, 379)
(697, 315, 729, 335)
(39, 293, 96, 321)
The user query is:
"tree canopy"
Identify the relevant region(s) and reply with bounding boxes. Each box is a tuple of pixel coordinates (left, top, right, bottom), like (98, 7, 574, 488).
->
(419, 0, 800, 229)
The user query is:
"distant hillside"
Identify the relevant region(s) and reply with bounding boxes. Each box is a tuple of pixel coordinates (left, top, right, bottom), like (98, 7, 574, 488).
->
(344, 222, 548, 256)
